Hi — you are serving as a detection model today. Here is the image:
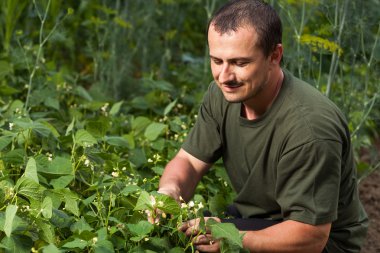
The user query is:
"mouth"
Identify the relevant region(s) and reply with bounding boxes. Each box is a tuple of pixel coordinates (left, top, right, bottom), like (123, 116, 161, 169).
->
(222, 81, 243, 91)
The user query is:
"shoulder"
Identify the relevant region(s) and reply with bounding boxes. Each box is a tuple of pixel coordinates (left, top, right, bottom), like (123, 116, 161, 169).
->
(277, 71, 350, 148)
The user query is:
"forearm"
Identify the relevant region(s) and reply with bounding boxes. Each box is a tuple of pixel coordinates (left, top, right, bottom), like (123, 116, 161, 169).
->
(159, 149, 210, 202)
(242, 220, 330, 253)
(159, 159, 199, 202)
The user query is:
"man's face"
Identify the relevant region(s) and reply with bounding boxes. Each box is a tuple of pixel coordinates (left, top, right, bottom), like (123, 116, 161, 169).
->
(208, 25, 273, 104)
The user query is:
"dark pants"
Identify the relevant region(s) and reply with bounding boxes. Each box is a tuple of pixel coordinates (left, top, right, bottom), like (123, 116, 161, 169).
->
(219, 204, 282, 231)
(212, 205, 328, 253)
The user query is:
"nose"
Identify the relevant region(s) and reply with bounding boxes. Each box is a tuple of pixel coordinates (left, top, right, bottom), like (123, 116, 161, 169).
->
(218, 64, 234, 84)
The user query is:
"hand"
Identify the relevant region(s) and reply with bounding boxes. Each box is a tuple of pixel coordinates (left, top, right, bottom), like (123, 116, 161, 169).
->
(147, 189, 181, 224)
(146, 195, 162, 224)
(179, 217, 221, 253)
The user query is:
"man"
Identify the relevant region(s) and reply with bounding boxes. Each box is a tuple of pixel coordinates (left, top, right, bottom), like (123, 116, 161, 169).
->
(158, 0, 368, 252)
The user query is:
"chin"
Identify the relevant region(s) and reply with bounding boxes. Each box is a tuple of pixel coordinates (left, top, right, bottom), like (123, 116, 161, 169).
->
(222, 94, 245, 103)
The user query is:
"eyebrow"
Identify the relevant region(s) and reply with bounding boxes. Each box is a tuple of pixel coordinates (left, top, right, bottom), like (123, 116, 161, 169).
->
(209, 55, 254, 62)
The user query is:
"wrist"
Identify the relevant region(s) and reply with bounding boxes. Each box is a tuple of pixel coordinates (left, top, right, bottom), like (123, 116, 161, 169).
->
(158, 186, 181, 203)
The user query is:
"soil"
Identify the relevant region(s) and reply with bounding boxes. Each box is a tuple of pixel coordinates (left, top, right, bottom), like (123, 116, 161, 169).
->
(359, 169, 380, 253)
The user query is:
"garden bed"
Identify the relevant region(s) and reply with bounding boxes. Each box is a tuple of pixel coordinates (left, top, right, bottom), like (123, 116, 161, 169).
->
(359, 168, 380, 253)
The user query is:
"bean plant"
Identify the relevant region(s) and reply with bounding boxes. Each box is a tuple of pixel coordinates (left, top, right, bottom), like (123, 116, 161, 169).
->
(0, 0, 379, 252)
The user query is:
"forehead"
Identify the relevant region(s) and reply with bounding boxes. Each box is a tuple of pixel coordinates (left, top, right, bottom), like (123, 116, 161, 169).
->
(208, 24, 260, 58)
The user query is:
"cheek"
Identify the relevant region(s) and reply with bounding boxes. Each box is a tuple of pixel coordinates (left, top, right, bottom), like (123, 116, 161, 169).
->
(210, 64, 220, 79)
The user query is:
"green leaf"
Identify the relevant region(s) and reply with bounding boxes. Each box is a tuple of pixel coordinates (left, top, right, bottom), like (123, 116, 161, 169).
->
(0, 235, 32, 253)
(0, 135, 13, 151)
(96, 227, 108, 241)
(64, 192, 80, 217)
(86, 118, 110, 138)
(0, 84, 20, 96)
(207, 219, 243, 248)
(41, 196, 53, 219)
(62, 238, 88, 249)
(36, 220, 55, 244)
(75, 86, 93, 101)
(82, 194, 97, 206)
(50, 209, 74, 228)
(37, 120, 60, 138)
(128, 148, 147, 167)
(164, 99, 177, 116)
(156, 194, 180, 215)
(75, 129, 97, 147)
(134, 191, 152, 211)
(15, 177, 44, 201)
(0, 60, 12, 79)
(4, 205, 18, 237)
(44, 96, 60, 110)
(105, 136, 130, 148)
(126, 220, 154, 237)
(42, 243, 61, 253)
(144, 122, 167, 141)
(65, 118, 75, 136)
(38, 156, 72, 175)
(50, 175, 74, 189)
(121, 185, 141, 196)
(110, 101, 124, 116)
(24, 157, 39, 183)
(94, 239, 115, 253)
(131, 116, 151, 134)
(2, 149, 26, 165)
(70, 217, 93, 234)
(168, 247, 185, 253)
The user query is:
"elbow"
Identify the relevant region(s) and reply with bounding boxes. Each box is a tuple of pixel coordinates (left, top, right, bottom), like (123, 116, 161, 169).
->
(311, 223, 331, 253)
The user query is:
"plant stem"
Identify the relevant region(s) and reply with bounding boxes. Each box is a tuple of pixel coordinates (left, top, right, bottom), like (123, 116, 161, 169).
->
(25, 0, 68, 111)
(326, 0, 348, 97)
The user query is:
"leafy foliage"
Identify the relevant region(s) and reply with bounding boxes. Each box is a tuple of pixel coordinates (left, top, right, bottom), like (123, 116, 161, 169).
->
(0, 0, 378, 252)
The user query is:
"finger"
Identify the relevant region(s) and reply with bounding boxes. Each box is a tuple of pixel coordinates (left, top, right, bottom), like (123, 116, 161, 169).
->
(195, 241, 220, 253)
(193, 234, 216, 245)
(185, 225, 200, 236)
(179, 220, 191, 232)
(193, 233, 217, 245)
(179, 218, 200, 232)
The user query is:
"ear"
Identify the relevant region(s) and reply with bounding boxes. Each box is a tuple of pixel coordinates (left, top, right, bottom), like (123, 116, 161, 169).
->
(270, 44, 283, 64)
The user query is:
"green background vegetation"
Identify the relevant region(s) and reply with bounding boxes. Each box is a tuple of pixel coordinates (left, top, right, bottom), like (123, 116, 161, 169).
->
(0, 0, 379, 252)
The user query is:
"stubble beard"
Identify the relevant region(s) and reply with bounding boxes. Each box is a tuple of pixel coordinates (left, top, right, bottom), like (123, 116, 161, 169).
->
(219, 81, 264, 104)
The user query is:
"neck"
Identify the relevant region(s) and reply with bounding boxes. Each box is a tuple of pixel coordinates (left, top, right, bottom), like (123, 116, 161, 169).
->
(242, 69, 284, 120)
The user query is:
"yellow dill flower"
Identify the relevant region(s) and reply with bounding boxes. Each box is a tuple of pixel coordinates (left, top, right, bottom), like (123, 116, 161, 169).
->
(300, 34, 343, 56)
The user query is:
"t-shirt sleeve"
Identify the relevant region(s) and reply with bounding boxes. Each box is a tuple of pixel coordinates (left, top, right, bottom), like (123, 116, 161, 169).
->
(276, 139, 341, 225)
(182, 83, 223, 163)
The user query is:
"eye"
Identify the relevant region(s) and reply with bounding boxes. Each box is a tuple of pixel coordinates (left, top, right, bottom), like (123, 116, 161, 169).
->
(211, 58, 223, 65)
(235, 61, 249, 67)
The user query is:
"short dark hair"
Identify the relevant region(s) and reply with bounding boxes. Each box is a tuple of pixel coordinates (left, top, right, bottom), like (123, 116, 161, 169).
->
(208, 0, 282, 57)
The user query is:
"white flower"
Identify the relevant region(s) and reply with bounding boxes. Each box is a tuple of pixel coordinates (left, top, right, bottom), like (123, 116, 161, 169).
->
(198, 202, 204, 209)
(188, 201, 195, 208)
(111, 172, 119, 178)
(92, 237, 98, 244)
(9, 123, 14, 130)
(181, 203, 188, 209)
(101, 103, 109, 112)
(150, 195, 156, 206)
(84, 159, 90, 167)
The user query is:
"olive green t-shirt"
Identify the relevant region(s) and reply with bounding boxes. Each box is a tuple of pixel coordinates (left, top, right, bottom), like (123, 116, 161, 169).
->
(182, 70, 368, 252)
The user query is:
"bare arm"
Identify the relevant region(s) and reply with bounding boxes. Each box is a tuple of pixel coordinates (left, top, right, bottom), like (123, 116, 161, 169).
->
(184, 218, 330, 253)
(158, 148, 212, 202)
(241, 220, 331, 253)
